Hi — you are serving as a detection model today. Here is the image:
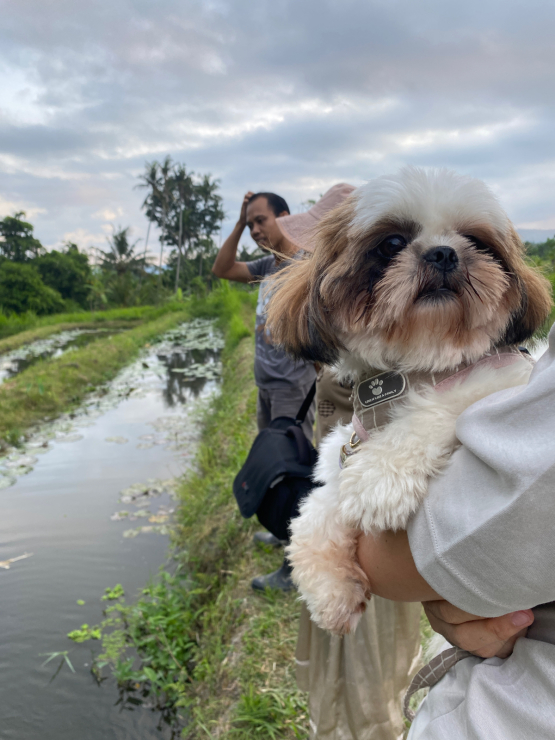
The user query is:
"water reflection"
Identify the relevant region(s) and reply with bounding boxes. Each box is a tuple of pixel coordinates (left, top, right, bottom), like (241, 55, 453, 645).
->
(0, 319, 223, 740)
(159, 348, 221, 406)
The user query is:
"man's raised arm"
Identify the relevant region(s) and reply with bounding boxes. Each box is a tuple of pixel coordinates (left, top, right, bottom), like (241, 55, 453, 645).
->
(212, 191, 254, 283)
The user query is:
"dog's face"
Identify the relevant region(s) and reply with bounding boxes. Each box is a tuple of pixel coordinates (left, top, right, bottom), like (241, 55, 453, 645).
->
(267, 167, 552, 373)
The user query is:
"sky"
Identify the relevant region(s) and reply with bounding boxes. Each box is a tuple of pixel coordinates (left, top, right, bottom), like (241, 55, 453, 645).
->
(1, 0, 555, 259)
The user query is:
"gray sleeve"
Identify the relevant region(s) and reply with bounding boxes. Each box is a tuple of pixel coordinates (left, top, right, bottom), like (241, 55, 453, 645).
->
(246, 256, 274, 279)
(408, 331, 555, 617)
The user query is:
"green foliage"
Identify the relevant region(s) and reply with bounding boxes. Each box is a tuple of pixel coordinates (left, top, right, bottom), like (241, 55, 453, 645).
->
(35, 243, 92, 308)
(0, 211, 44, 261)
(101, 584, 125, 601)
(188, 280, 256, 349)
(0, 261, 65, 315)
(91, 570, 201, 705)
(67, 624, 102, 643)
(0, 285, 255, 451)
(526, 236, 555, 264)
(98, 227, 146, 277)
(230, 686, 307, 739)
(0, 213, 93, 314)
(40, 651, 76, 677)
(525, 236, 555, 331)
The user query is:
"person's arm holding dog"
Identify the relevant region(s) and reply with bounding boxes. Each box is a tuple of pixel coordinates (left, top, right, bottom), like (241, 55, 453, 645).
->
(212, 191, 254, 283)
(357, 529, 534, 659)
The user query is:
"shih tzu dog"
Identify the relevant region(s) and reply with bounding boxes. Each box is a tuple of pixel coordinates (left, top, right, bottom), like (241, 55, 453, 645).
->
(266, 167, 552, 635)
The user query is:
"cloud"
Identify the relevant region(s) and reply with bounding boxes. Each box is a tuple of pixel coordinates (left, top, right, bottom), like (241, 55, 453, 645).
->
(0, 0, 555, 250)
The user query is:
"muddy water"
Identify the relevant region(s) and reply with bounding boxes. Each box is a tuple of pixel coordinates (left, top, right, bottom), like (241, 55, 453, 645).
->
(0, 328, 117, 385)
(0, 319, 223, 740)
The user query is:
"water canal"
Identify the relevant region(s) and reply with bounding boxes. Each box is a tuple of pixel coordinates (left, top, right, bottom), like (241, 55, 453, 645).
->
(0, 319, 223, 739)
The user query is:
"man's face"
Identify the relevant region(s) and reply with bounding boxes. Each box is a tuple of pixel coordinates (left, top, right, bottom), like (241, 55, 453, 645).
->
(246, 196, 286, 252)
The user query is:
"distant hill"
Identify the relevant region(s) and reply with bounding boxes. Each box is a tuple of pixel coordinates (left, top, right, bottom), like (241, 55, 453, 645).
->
(517, 228, 555, 244)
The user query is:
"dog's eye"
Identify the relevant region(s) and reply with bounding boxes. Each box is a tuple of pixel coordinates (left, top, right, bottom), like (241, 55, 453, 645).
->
(377, 235, 407, 260)
(463, 235, 490, 253)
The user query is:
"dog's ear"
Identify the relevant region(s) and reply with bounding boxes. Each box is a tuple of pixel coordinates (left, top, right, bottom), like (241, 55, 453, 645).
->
(265, 257, 340, 364)
(266, 197, 357, 364)
(502, 228, 553, 344)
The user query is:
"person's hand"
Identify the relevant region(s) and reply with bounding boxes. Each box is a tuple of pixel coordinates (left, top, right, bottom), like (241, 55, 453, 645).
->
(239, 191, 255, 227)
(424, 600, 535, 659)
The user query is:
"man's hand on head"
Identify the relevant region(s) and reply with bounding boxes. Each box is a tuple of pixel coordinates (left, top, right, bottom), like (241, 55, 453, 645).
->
(424, 600, 534, 659)
(239, 191, 255, 227)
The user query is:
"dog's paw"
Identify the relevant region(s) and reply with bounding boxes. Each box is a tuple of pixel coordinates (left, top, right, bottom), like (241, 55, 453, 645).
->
(317, 577, 371, 635)
(299, 570, 372, 636)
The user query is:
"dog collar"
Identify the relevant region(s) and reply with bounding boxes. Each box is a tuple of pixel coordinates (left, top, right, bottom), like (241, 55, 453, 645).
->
(339, 345, 529, 468)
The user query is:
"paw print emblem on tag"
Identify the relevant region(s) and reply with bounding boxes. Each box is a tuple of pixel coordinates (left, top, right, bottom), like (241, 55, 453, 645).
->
(357, 371, 407, 408)
(370, 379, 383, 396)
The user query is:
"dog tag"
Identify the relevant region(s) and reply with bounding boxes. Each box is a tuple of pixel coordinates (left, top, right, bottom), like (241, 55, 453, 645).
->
(357, 371, 407, 408)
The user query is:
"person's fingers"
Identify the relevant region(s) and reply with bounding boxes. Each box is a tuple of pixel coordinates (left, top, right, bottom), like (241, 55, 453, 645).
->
(426, 607, 534, 659)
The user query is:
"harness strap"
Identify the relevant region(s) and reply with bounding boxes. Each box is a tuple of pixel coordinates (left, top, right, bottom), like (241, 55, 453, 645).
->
(352, 413, 369, 442)
(403, 647, 473, 722)
(434, 351, 527, 394)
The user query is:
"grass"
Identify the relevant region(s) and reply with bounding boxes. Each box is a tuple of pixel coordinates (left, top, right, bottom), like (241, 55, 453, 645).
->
(171, 330, 307, 738)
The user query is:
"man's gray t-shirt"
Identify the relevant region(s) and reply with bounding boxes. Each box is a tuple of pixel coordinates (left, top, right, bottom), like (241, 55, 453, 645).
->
(247, 256, 316, 390)
(407, 327, 555, 739)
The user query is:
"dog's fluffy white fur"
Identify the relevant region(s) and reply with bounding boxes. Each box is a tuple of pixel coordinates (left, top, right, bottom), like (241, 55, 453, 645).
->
(288, 360, 533, 634)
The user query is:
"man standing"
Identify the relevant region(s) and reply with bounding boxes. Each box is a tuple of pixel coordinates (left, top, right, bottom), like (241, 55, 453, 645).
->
(212, 191, 316, 590)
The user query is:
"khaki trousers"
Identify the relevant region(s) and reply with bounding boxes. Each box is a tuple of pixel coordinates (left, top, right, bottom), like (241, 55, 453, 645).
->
(296, 367, 422, 740)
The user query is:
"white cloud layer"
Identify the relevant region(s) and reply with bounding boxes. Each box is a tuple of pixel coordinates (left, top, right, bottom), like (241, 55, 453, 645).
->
(1, 0, 555, 252)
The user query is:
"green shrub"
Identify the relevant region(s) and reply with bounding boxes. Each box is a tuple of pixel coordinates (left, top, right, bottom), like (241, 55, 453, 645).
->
(0, 262, 65, 315)
(35, 245, 91, 307)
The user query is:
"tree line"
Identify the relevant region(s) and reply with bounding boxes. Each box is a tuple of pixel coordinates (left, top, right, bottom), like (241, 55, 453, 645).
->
(0, 157, 232, 316)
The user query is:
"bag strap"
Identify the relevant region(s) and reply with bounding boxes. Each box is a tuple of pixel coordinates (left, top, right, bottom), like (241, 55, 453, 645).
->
(286, 424, 313, 466)
(295, 380, 317, 425)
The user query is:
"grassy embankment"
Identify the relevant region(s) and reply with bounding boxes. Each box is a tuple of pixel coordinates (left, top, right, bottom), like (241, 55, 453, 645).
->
(0, 301, 187, 351)
(88, 284, 308, 739)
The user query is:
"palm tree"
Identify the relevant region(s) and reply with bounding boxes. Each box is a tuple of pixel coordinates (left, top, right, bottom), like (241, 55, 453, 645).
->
(136, 157, 174, 285)
(171, 164, 196, 291)
(98, 227, 144, 276)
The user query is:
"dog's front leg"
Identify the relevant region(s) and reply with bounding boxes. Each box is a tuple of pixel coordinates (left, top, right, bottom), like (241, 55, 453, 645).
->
(288, 480, 371, 635)
(338, 390, 460, 532)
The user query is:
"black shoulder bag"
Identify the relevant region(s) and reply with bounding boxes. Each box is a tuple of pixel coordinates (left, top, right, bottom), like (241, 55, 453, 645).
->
(232, 382, 319, 541)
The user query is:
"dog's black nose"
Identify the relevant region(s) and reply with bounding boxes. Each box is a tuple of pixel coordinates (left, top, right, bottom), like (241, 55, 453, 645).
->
(423, 246, 458, 272)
